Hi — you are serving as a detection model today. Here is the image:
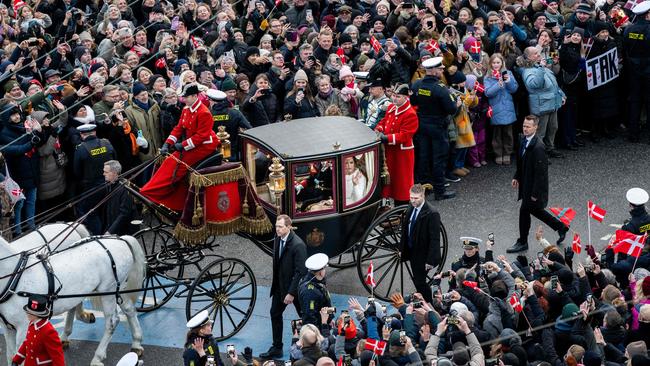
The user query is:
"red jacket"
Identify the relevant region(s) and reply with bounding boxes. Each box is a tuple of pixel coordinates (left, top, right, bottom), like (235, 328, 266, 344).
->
(13, 319, 65, 366)
(166, 99, 217, 151)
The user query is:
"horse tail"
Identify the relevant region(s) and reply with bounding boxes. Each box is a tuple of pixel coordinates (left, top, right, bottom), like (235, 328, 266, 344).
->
(122, 235, 147, 306)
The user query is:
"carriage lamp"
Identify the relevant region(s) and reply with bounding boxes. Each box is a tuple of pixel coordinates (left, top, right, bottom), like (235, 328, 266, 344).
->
(216, 126, 231, 160)
(268, 158, 286, 192)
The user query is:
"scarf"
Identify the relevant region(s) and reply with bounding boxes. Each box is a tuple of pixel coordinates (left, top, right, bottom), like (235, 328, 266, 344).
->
(318, 87, 334, 99)
(133, 98, 151, 112)
(123, 121, 139, 156)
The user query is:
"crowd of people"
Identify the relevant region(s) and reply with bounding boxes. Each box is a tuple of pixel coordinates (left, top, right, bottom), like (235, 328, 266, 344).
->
(0, 0, 646, 364)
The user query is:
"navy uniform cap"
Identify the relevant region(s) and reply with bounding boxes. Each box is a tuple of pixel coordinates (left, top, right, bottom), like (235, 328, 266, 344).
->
(633, 1, 650, 14)
(116, 352, 139, 366)
(187, 310, 213, 328)
(460, 236, 482, 249)
(421, 57, 444, 69)
(206, 89, 227, 101)
(305, 253, 329, 271)
(77, 124, 97, 133)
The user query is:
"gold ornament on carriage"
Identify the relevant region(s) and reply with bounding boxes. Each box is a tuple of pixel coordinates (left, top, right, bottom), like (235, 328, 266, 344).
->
(216, 126, 231, 160)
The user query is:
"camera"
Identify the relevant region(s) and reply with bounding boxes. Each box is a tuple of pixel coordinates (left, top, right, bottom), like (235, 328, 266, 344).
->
(285, 361, 292, 366)
(488, 232, 494, 242)
(485, 357, 501, 366)
(291, 319, 303, 333)
(399, 330, 406, 344)
(27, 40, 39, 47)
(427, 20, 434, 28)
(70, 8, 83, 21)
(440, 270, 452, 278)
(402, 3, 413, 8)
(447, 309, 459, 325)
(550, 275, 559, 289)
(227, 345, 236, 357)
(207, 356, 216, 366)
(326, 307, 337, 314)
(441, 293, 452, 303)
(260, 88, 270, 95)
(431, 285, 440, 295)
(307, 55, 316, 62)
(368, 297, 375, 304)
(412, 301, 423, 309)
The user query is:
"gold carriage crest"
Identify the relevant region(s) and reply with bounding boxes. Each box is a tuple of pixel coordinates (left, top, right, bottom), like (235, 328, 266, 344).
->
(217, 191, 230, 212)
(306, 228, 325, 247)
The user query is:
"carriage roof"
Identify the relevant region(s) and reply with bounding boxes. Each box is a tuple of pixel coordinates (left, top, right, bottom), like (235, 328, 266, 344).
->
(241, 117, 379, 161)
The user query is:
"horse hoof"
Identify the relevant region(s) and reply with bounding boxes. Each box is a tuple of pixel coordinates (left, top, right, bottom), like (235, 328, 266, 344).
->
(87, 313, 96, 324)
(90, 361, 104, 366)
(131, 348, 144, 357)
(61, 340, 70, 350)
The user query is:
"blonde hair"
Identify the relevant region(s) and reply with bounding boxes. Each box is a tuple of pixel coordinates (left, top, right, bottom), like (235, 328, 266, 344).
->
(299, 324, 323, 347)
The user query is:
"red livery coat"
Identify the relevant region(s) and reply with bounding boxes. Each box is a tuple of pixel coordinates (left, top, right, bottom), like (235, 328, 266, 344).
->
(12, 319, 65, 366)
(375, 100, 419, 201)
(141, 99, 219, 211)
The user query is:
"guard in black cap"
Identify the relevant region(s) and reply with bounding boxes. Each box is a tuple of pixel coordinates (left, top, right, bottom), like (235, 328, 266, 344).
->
(73, 120, 116, 235)
(623, 1, 650, 142)
(11, 295, 65, 366)
(448, 235, 493, 289)
(410, 57, 460, 200)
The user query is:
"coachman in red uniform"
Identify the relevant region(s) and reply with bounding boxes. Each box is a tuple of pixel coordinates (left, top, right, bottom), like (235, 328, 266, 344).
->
(141, 83, 220, 211)
(12, 295, 65, 366)
(374, 84, 419, 203)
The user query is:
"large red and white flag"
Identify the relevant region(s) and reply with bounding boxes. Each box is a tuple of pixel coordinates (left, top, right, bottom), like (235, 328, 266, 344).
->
(365, 262, 376, 287)
(364, 338, 387, 355)
(370, 36, 382, 54)
(588, 200, 607, 222)
(612, 230, 647, 258)
(572, 233, 581, 254)
(509, 292, 523, 313)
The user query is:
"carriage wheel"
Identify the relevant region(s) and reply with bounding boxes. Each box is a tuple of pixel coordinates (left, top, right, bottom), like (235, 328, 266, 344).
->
(134, 227, 184, 312)
(356, 205, 448, 302)
(186, 258, 257, 342)
(329, 240, 379, 269)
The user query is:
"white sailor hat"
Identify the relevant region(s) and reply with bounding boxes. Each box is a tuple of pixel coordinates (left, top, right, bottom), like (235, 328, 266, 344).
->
(627, 187, 649, 206)
(353, 71, 369, 80)
(116, 352, 139, 366)
(460, 236, 482, 249)
(305, 253, 329, 271)
(186, 310, 213, 328)
(77, 123, 96, 133)
(421, 56, 444, 69)
(206, 89, 227, 101)
(633, 1, 650, 14)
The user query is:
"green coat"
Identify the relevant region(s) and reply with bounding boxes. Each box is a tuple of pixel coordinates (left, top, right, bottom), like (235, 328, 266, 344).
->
(125, 100, 162, 161)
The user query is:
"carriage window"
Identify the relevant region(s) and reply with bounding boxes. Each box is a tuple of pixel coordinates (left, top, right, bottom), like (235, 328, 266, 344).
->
(292, 160, 336, 216)
(244, 143, 275, 204)
(343, 151, 376, 209)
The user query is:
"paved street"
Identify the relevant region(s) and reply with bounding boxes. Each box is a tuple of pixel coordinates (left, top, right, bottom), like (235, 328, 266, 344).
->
(1, 136, 648, 365)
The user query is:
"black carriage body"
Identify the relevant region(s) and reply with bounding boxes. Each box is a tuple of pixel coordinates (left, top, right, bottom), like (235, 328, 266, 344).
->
(240, 117, 382, 257)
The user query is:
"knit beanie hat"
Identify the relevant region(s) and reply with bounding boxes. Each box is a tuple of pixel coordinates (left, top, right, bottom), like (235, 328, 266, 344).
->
(376, 0, 390, 10)
(339, 33, 353, 45)
(73, 46, 89, 60)
(561, 303, 580, 320)
(221, 78, 237, 92)
(4, 80, 18, 93)
(30, 110, 48, 123)
(132, 82, 148, 97)
(294, 69, 308, 83)
(89, 63, 105, 75)
(576, 3, 593, 14)
(339, 65, 354, 80)
(499, 328, 522, 347)
(149, 74, 165, 89)
(245, 47, 260, 59)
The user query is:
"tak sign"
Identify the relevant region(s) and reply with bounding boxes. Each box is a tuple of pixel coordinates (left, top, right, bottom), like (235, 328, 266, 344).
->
(586, 48, 619, 90)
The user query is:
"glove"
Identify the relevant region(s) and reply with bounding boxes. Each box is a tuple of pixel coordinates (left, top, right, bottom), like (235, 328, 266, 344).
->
(378, 132, 388, 143)
(390, 293, 405, 309)
(160, 143, 170, 154)
(174, 142, 183, 151)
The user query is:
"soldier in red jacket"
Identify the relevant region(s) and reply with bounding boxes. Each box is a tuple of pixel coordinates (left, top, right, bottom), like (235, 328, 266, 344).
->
(375, 84, 419, 204)
(141, 83, 220, 211)
(12, 295, 65, 366)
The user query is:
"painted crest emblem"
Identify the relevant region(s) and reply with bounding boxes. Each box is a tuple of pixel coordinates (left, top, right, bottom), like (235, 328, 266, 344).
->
(306, 227, 325, 247)
(217, 191, 230, 212)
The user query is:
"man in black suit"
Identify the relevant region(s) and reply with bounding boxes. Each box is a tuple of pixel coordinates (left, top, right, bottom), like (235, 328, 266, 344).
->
(508, 115, 569, 253)
(260, 214, 307, 359)
(400, 184, 442, 303)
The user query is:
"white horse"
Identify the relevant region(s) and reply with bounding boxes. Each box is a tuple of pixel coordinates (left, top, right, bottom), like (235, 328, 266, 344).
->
(7, 223, 99, 350)
(0, 233, 146, 366)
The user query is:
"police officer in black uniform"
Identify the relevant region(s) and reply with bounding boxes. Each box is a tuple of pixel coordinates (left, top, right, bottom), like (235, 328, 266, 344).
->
(298, 253, 332, 328)
(206, 89, 252, 161)
(410, 57, 459, 200)
(183, 310, 225, 366)
(73, 124, 116, 235)
(623, 1, 650, 142)
(623, 187, 650, 235)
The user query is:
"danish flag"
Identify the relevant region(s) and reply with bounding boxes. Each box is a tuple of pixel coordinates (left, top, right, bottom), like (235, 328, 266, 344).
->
(612, 230, 647, 258)
(11, 188, 22, 197)
(550, 207, 575, 227)
(588, 200, 606, 222)
(370, 36, 382, 54)
(365, 262, 376, 287)
(473, 82, 485, 93)
(424, 40, 439, 54)
(155, 58, 168, 69)
(572, 233, 581, 254)
(364, 338, 387, 355)
(509, 292, 523, 313)
(463, 280, 479, 290)
(336, 47, 347, 64)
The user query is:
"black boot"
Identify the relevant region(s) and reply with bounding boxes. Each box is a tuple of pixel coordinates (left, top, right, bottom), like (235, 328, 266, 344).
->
(557, 225, 569, 245)
(260, 346, 283, 359)
(507, 240, 528, 253)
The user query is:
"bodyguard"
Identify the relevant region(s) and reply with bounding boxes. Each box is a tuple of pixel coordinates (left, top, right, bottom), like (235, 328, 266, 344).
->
(623, 187, 650, 235)
(206, 88, 252, 161)
(410, 57, 459, 200)
(623, 1, 650, 142)
(298, 253, 332, 327)
(73, 123, 116, 235)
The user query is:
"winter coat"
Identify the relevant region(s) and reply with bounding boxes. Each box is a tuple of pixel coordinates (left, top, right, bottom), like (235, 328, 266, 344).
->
(160, 102, 182, 138)
(37, 134, 66, 200)
(520, 65, 565, 115)
(484, 70, 519, 125)
(284, 94, 320, 120)
(241, 88, 279, 126)
(454, 91, 478, 148)
(292, 345, 326, 366)
(425, 332, 484, 366)
(124, 100, 162, 161)
(314, 89, 350, 117)
(0, 108, 44, 191)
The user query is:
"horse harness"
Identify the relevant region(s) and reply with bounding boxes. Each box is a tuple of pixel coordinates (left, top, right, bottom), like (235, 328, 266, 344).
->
(0, 235, 130, 330)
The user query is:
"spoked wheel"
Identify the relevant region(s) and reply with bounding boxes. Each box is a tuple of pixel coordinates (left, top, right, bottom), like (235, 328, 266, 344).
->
(329, 240, 379, 269)
(134, 227, 184, 312)
(356, 205, 448, 301)
(186, 258, 257, 342)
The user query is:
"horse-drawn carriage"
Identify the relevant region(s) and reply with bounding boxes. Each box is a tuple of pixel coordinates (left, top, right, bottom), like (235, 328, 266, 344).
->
(0, 116, 450, 365)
